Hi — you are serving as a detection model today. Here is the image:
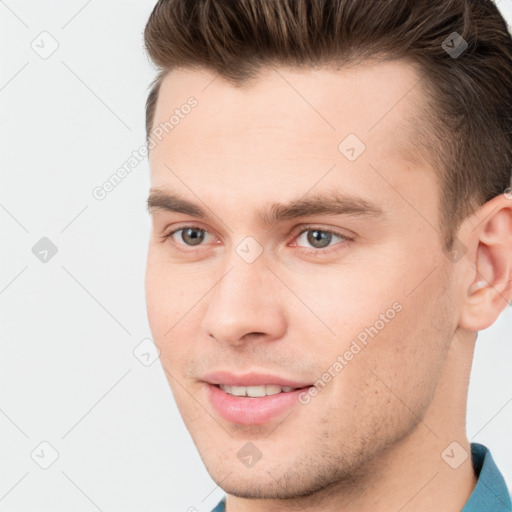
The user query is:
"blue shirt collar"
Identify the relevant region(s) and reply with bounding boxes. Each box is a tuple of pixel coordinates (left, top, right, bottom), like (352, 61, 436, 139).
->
(211, 443, 511, 512)
(210, 496, 226, 512)
(462, 443, 511, 511)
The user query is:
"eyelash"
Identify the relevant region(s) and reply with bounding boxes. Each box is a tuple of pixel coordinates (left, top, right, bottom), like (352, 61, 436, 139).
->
(162, 224, 354, 256)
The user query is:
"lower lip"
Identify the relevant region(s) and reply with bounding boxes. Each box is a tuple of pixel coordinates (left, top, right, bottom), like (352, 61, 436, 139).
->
(206, 383, 311, 425)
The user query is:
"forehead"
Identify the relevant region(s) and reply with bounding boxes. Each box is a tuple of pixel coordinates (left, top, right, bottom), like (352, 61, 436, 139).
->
(148, 60, 435, 222)
(151, 59, 426, 160)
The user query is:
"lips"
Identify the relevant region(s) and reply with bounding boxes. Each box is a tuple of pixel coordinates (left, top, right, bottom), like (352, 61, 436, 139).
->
(202, 370, 312, 388)
(202, 371, 313, 425)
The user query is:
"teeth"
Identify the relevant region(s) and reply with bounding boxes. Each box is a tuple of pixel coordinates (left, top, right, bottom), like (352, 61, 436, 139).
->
(219, 384, 297, 397)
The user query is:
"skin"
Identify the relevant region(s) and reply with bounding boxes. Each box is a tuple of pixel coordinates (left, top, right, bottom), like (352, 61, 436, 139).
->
(144, 60, 512, 512)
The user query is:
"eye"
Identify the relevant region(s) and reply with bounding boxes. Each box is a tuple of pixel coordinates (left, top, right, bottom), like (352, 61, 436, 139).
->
(167, 225, 213, 246)
(162, 224, 353, 256)
(294, 227, 352, 252)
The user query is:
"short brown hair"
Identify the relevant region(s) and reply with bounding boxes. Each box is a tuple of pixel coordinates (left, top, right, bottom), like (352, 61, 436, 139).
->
(144, 0, 512, 251)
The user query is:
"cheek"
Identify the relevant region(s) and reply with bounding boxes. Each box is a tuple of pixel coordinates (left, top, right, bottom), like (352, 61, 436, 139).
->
(277, 240, 423, 335)
(145, 252, 217, 376)
(145, 250, 193, 332)
(145, 254, 186, 362)
(279, 264, 402, 348)
(340, 268, 453, 414)
(306, 253, 453, 409)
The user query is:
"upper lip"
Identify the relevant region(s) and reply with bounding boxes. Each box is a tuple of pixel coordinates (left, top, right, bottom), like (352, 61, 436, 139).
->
(202, 371, 312, 388)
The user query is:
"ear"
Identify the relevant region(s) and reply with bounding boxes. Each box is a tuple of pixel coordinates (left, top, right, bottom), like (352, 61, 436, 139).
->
(458, 191, 512, 332)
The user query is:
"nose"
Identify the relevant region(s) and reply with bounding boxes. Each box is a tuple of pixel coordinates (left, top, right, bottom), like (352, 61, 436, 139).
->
(200, 252, 287, 346)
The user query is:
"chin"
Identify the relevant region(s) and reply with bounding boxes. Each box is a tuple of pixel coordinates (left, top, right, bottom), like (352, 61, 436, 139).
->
(200, 451, 354, 501)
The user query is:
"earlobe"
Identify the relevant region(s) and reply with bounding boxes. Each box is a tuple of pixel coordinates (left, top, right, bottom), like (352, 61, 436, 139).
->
(458, 195, 512, 332)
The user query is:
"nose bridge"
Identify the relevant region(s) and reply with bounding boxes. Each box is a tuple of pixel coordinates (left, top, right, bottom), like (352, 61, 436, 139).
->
(214, 235, 271, 306)
(201, 241, 286, 343)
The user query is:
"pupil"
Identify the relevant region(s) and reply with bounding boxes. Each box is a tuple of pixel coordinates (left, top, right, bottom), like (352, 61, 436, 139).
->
(307, 230, 331, 248)
(183, 228, 204, 246)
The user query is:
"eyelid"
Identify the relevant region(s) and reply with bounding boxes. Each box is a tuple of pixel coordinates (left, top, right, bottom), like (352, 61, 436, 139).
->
(164, 221, 216, 236)
(290, 223, 354, 240)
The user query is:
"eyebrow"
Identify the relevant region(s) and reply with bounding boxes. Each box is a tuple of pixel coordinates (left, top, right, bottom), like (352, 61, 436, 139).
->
(147, 188, 385, 226)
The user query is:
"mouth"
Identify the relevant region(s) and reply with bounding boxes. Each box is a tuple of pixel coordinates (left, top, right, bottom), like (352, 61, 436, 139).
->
(202, 373, 313, 425)
(217, 384, 299, 397)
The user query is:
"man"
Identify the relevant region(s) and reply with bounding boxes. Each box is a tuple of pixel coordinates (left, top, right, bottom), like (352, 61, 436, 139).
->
(143, 0, 512, 510)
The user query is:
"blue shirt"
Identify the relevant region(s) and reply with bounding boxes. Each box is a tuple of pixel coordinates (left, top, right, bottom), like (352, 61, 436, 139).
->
(210, 443, 511, 511)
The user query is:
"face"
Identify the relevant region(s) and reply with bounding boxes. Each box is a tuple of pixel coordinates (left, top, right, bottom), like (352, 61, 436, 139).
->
(145, 60, 459, 498)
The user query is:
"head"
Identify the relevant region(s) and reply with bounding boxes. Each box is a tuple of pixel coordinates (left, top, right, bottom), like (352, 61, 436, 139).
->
(143, 0, 512, 501)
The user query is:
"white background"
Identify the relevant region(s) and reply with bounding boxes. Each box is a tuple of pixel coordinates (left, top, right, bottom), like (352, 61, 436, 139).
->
(0, 1, 511, 510)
